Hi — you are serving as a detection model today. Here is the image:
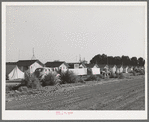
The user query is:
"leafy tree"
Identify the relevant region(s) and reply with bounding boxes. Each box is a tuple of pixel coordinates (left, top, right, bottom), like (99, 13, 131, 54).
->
(122, 55, 130, 65)
(90, 54, 145, 67)
(90, 54, 102, 64)
(131, 57, 138, 66)
(101, 54, 107, 64)
(114, 56, 121, 65)
(107, 56, 114, 65)
(138, 57, 144, 66)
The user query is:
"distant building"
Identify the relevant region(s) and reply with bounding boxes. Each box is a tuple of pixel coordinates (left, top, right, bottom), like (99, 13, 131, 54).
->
(86, 64, 100, 75)
(127, 66, 134, 73)
(67, 62, 87, 69)
(123, 66, 129, 73)
(97, 64, 109, 72)
(109, 65, 117, 74)
(17, 60, 44, 73)
(45, 61, 69, 71)
(116, 65, 123, 73)
(6, 62, 24, 80)
(67, 62, 87, 75)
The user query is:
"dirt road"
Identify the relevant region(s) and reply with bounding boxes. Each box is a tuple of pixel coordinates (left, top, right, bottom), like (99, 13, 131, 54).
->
(6, 77, 145, 110)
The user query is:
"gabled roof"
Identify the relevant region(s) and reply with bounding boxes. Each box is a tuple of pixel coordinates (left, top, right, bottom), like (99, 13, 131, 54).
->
(17, 60, 44, 67)
(6, 62, 17, 65)
(67, 62, 86, 68)
(85, 64, 99, 68)
(45, 61, 69, 68)
(67, 63, 76, 68)
(79, 63, 87, 68)
(6, 63, 16, 75)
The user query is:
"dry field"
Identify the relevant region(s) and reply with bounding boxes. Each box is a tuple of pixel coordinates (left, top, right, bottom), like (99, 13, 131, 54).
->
(6, 74, 145, 110)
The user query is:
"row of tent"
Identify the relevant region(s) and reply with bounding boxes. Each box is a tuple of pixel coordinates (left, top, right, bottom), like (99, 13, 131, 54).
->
(6, 59, 145, 80)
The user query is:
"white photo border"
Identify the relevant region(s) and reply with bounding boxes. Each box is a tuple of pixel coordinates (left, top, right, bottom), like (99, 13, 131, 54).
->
(2, 2, 147, 120)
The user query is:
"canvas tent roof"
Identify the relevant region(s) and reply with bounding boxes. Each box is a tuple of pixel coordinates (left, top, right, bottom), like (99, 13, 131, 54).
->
(8, 65, 24, 80)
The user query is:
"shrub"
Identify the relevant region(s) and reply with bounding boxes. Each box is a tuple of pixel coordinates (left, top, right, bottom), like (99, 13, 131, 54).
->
(77, 76, 86, 83)
(110, 73, 117, 78)
(22, 71, 41, 89)
(85, 75, 101, 81)
(132, 71, 137, 76)
(6, 85, 15, 93)
(18, 86, 29, 92)
(55, 69, 62, 74)
(139, 69, 145, 75)
(41, 72, 61, 86)
(118, 73, 125, 79)
(60, 70, 78, 84)
(85, 75, 96, 81)
(97, 74, 104, 79)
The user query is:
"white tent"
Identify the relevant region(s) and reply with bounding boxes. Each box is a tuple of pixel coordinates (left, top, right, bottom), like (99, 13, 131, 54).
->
(8, 66, 24, 80)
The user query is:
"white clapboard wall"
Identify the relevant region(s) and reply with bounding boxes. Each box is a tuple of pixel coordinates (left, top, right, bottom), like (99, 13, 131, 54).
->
(69, 68, 87, 75)
(91, 68, 100, 75)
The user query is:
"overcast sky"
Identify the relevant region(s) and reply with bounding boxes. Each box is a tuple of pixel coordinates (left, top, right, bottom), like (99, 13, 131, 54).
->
(6, 5, 146, 63)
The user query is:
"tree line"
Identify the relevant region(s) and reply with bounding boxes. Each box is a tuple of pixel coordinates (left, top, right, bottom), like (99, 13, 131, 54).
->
(90, 54, 145, 66)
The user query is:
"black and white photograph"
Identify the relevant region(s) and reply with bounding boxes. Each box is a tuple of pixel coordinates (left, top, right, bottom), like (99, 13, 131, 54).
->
(2, 2, 147, 120)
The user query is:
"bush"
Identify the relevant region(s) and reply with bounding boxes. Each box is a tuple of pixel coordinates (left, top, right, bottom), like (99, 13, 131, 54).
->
(41, 72, 61, 86)
(139, 69, 145, 75)
(60, 70, 78, 84)
(18, 86, 29, 92)
(97, 74, 104, 79)
(6, 85, 15, 93)
(118, 73, 125, 79)
(77, 76, 86, 83)
(110, 73, 117, 78)
(132, 71, 137, 76)
(22, 71, 41, 89)
(85, 75, 101, 81)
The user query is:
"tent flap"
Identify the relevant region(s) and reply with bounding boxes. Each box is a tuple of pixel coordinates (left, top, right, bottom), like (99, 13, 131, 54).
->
(8, 66, 24, 80)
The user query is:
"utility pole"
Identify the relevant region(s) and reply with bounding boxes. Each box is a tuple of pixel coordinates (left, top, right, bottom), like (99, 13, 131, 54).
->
(31, 48, 36, 60)
(79, 54, 81, 63)
(18, 49, 20, 60)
